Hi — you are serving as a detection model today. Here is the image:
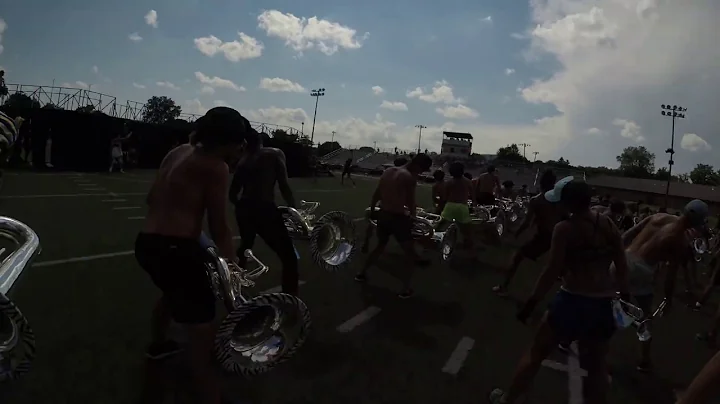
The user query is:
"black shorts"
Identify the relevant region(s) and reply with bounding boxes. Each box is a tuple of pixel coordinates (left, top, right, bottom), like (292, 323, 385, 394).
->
(376, 211, 413, 243)
(135, 233, 216, 324)
(477, 192, 495, 206)
(519, 232, 552, 260)
(342, 169, 352, 177)
(547, 290, 615, 342)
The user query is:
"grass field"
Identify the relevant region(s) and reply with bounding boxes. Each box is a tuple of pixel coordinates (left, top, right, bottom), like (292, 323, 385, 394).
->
(0, 170, 718, 403)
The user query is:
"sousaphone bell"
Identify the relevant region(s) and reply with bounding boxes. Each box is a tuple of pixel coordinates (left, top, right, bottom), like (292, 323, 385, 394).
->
(199, 234, 311, 377)
(0, 217, 41, 382)
(279, 201, 357, 273)
(612, 294, 668, 341)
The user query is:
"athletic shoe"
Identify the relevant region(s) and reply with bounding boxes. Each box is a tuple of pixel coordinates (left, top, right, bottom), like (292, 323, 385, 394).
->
(145, 340, 182, 360)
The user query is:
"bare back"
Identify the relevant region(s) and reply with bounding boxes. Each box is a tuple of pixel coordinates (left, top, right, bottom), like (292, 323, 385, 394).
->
(626, 213, 687, 266)
(444, 177, 473, 204)
(477, 172, 499, 194)
(235, 148, 282, 203)
(143, 145, 218, 238)
(529, 194, 563, 235)
(378, 166, 415, 214)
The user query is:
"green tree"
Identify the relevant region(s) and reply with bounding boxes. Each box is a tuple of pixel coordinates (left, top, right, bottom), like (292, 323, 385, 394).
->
(318, 141, 341, 156)
(76, 105, 95, 113)
(142, 96, 181, 124)
(297, 135, 313, 147)
(496, 144, 528, 162)
(3, 93, 41, 109)
(272, 129, 298, 143)
(616, 146, 655, 178)
(689, 164, 720, 185)
(678, 173, 691, 183)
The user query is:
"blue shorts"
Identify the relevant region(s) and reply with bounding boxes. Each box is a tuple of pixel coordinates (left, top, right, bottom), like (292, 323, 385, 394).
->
(547, 290, 616, 342)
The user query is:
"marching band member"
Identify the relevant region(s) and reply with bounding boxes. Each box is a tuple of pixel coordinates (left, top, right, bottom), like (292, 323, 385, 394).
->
(439, 162, 475, 248)
(360, 157, 409, 254)
(134, 107, 248, 404)
(229, 129, 300, 295)
(619, 200, 708, 372)
(489, 178, 630, 404)
(355, 153, 432, 298)
(431, 169, 446, 214)
(340, 157, 356, 186)
(475, 165, 502, 206)
(492, 170, 562, 296)
(109, 123, 132, 173)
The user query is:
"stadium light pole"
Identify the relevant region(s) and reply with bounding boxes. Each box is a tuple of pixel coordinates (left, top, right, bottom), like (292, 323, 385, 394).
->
(661, 104, 687, 208)
(331, 130, 336, 143)
(532, 151, 539, 162)
(518, 143, 531, 159)
(310, 88, 325, 144)
(415, 124, 427, 154)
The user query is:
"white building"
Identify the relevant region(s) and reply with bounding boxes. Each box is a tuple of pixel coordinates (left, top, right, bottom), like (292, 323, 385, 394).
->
(440, 131, 473, 157)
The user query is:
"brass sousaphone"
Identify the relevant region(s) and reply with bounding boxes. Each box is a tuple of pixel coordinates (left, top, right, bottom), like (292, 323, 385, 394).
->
(0, 217, 41, 382)
(199, 234, 311, 376)
(279, 201, 357, 273)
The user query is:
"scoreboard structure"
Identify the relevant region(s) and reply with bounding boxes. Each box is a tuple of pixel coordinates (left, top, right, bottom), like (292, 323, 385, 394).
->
(440, 131, 473, 157)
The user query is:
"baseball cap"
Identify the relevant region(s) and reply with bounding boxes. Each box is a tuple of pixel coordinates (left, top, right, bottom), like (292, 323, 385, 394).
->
(195, 107, 254, 146)
(684, 199, 709, 227)
(544, 176, 574, 202)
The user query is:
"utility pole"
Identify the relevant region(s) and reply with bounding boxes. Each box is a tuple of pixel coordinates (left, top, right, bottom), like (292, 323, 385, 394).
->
(532, 151, 539, 162)
(373, 141, 377, 150)
(661, 104, 687, 209)
(518, 143, 531, 159)
(331, 131, 336, 143)
(415, 124, 427, 154)
(309, 88, 326, 144)
(301, 122, 304, 136)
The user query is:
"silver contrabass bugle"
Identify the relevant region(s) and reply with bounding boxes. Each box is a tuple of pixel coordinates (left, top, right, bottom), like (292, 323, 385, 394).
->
(0, 216, 41, 382)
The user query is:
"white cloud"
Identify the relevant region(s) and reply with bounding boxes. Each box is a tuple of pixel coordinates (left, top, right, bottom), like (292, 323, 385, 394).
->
(406, 80, 464, 104)
(145, 10, 158, 28)
(481, 16, 493, 23)
(436, 104, 479, 119)
(0, 18, 7, 55)
(128, 32, 143, 42)
(513, 0, 720, 169)
(213, 100, 230, 107)
(587, 127, 603, 135)
(184, 99, 207, 115)
(372, 86, 384, 96)
(259, 77, 305, 93)
(92, 65, 99, 74)
(681, 133, 711, 152)
(132, 82, 146, 89)
(505, 68, 515, 75)
(257, 10, 369, 56)
(613, 118, 644, 143)
(200, 86, 215, 95)
(379, 101, 408, 111)
(194, 72, 245, 92)
(194, 33, 264, 62)
(156, 81, 180, 90)
(61, 81, 90, 90)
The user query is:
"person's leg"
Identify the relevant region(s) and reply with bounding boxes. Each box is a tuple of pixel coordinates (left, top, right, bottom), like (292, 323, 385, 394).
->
(696, 303, 720, 348)
(581, 339, 611, 404)
(634, 294, 654, 371)
(494, 236, 547, 295)
(257, 205, 300, 295)
(357, 215, 391, 281)
(361, 219, 375, 253)
(394, 216, 430, 298)
(677, 350, 720, 404)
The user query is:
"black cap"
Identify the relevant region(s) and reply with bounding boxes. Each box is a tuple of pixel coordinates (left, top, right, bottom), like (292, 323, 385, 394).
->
(195, 107, 254, 146)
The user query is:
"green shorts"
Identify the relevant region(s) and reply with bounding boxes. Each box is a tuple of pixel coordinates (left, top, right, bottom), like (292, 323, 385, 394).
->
(441, 202, 471, 224)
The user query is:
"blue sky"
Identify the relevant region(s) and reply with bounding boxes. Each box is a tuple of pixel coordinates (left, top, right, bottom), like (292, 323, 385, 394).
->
(1, 0, 718, 173)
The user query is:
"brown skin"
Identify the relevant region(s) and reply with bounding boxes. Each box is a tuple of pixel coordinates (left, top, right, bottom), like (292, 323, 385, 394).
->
(141, 142, 242, 404)
(676, 350, 720, 404)
(431, 181, 445, 213)
(476, 171, 501, 194)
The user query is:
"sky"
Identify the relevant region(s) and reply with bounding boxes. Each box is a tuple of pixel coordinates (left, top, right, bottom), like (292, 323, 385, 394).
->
(0, 0, 718, 173)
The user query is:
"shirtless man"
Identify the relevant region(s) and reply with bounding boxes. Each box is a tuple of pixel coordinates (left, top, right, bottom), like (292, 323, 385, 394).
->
(620, 200, 709, 372)
(476, 165, 501, 206)
(361, 157, 410, 253)
(134, 107, 248, 404)
(440, 162, 475, 247)
(109, 123, 132, 173)
(592, 199, 626, 228)
(341, 157, 356, 186)
(493, 171, 564, 296)
(229, 130, 299, 295)
(355, 154, 433, 298)
(431, 169, 446, 214)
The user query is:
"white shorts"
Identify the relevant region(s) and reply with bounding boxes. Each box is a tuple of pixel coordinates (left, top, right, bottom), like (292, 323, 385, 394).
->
(111, 147, 123, 159)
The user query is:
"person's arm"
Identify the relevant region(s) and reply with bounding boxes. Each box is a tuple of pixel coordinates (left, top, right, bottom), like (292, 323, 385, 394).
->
(467, 178, 476, 203)
(205, 163, 237, 261)
(494, 176, 502, 197)
(528, 222, 568, 301)
(275, 150, 296, 208)
(621, 216, 652, 247)
(146, 151, 173, 205)
(514, 199, 536, 237)
(406, 173, 418, 217)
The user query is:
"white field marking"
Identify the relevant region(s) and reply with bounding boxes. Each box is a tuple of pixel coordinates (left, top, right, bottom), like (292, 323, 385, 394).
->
(31, 236, 245, 268)
(260, 281, 307, 294)
(441, 336, 475, 375)
(84, 188, 106, 191)
(113, 206, 141, 210)
(127, 216, 145, 220)
(336, 306, 382, 333)
(102, 199, 127, 202)
(94, 176, 151, 184)
(76, 183, 98, 187)
(568, 342, 584, 404)
(295, 189, 343, 193)
(0, 192, 146, 200)
(541, 360, 589, 377)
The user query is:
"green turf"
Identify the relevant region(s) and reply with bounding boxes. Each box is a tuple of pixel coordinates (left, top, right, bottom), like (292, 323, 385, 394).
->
(0, 171, 718, 403)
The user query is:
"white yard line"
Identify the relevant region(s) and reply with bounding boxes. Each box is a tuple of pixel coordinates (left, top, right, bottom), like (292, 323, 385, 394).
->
(101, 199, 127, 202)
(113, 206, 141, 210)
(127, 216, 145, 220)
(33, 251, 135, 267)
(336, 306, 382, 333)
(84, 188, 106, 191)
(76, 183, 98, 187)
(441, 336, 475, 375)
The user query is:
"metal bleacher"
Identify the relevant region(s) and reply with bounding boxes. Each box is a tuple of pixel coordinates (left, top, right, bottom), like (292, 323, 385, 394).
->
(355, 152, 394, 170)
